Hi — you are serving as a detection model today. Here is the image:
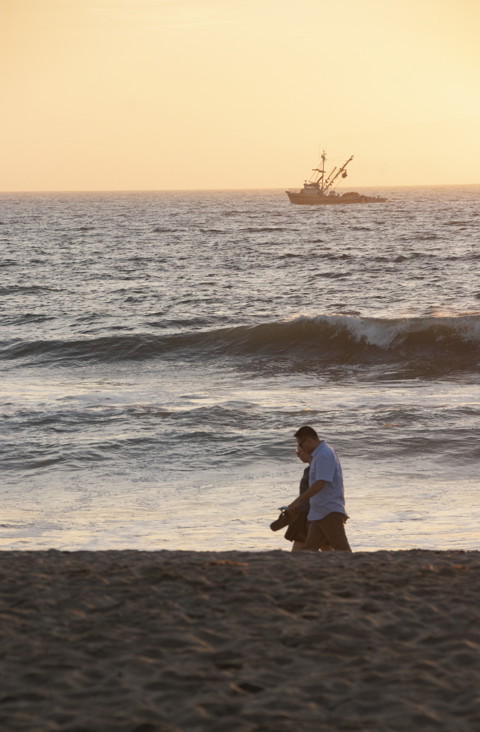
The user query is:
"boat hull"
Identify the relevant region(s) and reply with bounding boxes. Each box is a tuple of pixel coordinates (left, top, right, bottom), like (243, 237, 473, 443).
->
(286, 191, 387, 205)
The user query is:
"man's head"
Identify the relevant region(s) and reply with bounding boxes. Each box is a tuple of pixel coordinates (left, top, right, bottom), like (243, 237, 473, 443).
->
(294, 425, 320, 455)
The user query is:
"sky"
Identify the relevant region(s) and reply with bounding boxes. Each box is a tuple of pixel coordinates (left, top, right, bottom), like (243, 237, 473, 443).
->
(1, 0, 480, 191)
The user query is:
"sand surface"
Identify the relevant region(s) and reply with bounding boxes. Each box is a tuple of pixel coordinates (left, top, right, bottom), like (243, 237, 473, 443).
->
(1, 549, 479, 731)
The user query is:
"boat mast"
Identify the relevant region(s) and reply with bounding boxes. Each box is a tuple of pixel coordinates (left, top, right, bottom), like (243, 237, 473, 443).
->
(319, 151, 326, 190)
(310, 150, 327, 189)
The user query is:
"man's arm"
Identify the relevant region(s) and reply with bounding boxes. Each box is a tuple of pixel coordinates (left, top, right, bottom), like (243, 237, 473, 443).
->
(287, 480, 325, 512)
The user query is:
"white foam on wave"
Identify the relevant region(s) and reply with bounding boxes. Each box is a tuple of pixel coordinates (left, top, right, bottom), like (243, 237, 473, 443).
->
(289, 312, 480, 350)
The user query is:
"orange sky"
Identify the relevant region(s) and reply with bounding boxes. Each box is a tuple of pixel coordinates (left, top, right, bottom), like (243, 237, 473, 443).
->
(1, 0, 479, 191)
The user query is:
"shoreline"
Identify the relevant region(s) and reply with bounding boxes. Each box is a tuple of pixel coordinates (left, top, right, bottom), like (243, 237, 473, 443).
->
(1, 549, 479, 731)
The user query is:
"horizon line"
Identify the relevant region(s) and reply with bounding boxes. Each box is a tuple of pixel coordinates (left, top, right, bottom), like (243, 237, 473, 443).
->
(1, 182, 480, 195)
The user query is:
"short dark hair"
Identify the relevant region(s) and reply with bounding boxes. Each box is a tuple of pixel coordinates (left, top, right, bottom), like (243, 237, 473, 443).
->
(294, 425, 318, 441)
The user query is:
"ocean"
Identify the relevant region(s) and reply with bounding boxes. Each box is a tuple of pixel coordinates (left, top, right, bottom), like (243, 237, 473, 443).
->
(1, 187, 479, 552)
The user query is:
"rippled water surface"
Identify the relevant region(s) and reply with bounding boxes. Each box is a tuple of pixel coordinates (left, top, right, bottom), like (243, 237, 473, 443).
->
(1, 187, 479, 550)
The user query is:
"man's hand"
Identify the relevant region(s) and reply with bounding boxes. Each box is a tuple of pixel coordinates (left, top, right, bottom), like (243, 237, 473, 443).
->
(287, 498, 304, 513)
(289, 479, 326, 512)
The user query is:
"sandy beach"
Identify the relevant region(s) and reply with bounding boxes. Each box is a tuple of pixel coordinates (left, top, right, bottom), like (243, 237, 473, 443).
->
(1, 549, 479, 731)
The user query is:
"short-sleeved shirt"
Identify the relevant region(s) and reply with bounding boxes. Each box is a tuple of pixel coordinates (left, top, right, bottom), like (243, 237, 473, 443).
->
(308, 441, 346, 521)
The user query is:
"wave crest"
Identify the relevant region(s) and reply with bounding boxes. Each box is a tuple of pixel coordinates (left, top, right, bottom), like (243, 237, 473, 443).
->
(2, 314, 479, 374)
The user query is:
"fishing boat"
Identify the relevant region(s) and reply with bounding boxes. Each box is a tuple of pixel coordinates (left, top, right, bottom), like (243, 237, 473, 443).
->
(286, 152, 387, 205)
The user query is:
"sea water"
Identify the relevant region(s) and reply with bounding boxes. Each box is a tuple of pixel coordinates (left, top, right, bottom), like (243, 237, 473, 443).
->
(0, 187, 479, 551)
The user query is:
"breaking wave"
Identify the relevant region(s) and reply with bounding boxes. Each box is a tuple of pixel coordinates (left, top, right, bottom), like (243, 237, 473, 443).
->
(2, 314, 479, 375)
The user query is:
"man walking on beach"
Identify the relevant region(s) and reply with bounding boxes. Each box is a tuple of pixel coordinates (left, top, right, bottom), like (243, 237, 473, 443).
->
(287, 426, 351, 552)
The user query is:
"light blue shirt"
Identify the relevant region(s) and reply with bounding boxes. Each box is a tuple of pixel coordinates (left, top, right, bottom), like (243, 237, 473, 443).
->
(308, 441, 346, 520)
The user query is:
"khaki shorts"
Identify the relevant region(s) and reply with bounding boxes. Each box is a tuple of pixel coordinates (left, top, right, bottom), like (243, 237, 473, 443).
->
(303, 512, 351, 552)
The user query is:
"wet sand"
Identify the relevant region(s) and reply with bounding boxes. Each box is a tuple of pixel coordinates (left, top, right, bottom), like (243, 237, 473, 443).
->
(1, 549, 479, 731)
